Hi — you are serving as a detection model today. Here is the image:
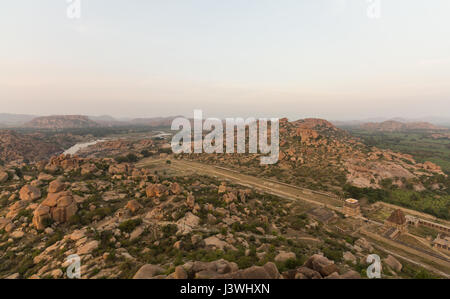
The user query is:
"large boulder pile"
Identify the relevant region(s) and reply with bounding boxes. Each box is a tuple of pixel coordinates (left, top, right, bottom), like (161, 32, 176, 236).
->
(81, 163, 98, 176)
(422, 161, 444, 174)
(45, 155, 82, 173)
(282, 254, 361, 279)
(223, 192, 237, 204)
(108, 163, 129, 175)
(32, 180, 78, 230)
(303, 254, 339, 277)
(133, 259, 281, 279)
(219, 263, 280, 279)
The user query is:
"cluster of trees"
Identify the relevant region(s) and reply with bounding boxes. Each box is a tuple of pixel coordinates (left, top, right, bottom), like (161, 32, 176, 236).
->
(115, 149, 166, 163)
(343, 184, 449, 220)
(114, 153, 139, 163)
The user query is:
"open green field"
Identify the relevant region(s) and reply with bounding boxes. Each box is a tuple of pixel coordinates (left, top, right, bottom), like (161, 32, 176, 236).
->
(348, 129, 450, 174)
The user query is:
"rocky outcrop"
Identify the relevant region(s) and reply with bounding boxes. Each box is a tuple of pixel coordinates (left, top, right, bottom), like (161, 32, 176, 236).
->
(218, 183, 227, 194)
(303, 254, 339, 277)
(6, 200, 29, 219)
(46, 155, 81, 173)
(295, 129, 319, 145)
(146, 184, 167, 198)
(136, 254, 361, 280)
(355, 238, 373, 252)
(0, 171, 8, 183)
(126, 200, 143, 213)
(108, 163, 129, 175)
(32, 184, 77, 230)
(176, 212, 200, 234)
(48, 180, 66, 193)
(38, 173, 54, 181)
(133, 265, 165, 279)
(293, 266, 322, 279)
(422, 161, 443, 174)
(186, 194, 195, 209)
(274, 251, 296, 263)
(75, 139, 155, 159)
(343, 251, 357, 264)
(170, 182, 182, 195)
(19, 185, 41, 201)
(223, 192, 237, 204)
(178, 259, 278, 279)
(203, 236, 236, 251)
(283, 254, 361, 279)
(81, 163, 98, 175)
(383, 255, 402, 272)
(32, 205, 52, 230)
(77, 240, 99, 255)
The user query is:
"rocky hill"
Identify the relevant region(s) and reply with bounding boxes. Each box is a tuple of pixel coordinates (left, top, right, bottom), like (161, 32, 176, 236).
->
(0, 130, 80, 164)
(360, 120, 446, 132)
(25, 115, 100, 130)
(181, 118, 446, 192)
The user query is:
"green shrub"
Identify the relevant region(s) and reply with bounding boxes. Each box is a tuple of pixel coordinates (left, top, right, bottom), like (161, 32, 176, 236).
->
(119, 219, 143, 233)
(41, 217, 54, 229)
(126, 153, 138, 163)
(141, 150, 151, 157)
(162, 224, 178, 237)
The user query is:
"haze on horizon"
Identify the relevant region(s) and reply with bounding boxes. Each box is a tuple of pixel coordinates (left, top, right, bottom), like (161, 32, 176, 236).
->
(1, 0, 449, 121)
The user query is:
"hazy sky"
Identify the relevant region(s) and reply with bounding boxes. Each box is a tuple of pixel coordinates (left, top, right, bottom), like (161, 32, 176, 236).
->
(1, 0, 450, 120)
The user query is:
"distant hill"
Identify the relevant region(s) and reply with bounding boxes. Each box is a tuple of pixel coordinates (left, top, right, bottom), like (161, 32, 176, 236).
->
(359, 120, 446, 132)
(88, 115, 117, 123)
(0, 113, 36, 127)
(129, 116, 182, 127)
(24, 115, 100, 129)
(0, 113, 183, 129)
(87, 115, 124, 127)
(333, 117, 450, 128)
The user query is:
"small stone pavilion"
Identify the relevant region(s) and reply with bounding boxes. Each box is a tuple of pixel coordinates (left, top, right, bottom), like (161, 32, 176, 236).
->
(343, 198, 361, 217)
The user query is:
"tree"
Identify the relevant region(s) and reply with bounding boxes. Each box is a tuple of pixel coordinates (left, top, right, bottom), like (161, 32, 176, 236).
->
(126, 153, 138, 163)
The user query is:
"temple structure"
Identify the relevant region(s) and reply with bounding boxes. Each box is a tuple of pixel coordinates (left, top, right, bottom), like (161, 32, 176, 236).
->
(343, 198, 361, 217)
(385, 209, 407, 232)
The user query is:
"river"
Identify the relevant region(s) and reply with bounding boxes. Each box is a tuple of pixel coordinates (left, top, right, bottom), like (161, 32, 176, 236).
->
(63, 139, 105, 155)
